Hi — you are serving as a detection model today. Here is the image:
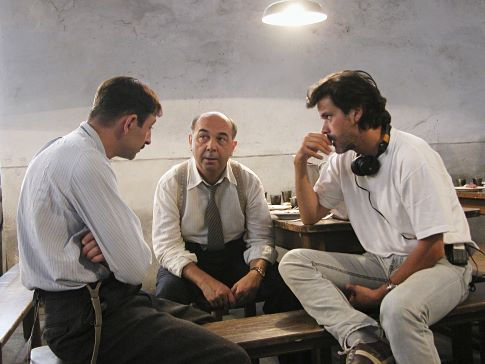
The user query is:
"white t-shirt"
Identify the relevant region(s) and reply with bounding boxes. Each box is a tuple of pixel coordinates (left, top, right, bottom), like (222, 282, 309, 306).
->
(314, 128, 476, 257)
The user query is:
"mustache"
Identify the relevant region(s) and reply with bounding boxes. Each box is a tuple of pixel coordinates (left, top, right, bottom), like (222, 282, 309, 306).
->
(325, 134, 336, 145)
(202, 153, 218, 158)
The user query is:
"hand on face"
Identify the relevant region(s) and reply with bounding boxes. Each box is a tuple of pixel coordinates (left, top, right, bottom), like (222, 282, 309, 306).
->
(294, 132, 333, 165)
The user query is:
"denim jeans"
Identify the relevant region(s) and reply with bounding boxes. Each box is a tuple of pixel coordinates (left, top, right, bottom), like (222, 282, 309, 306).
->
(279, 249, 472, 364)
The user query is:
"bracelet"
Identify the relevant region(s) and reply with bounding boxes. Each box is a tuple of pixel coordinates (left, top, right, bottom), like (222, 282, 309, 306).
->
(250, 266, 265, 278)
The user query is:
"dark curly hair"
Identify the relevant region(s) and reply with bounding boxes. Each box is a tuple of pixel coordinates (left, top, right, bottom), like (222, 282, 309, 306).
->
(306, 70, 391, 130)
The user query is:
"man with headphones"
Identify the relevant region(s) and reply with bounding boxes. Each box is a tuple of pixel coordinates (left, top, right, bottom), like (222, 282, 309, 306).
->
(279, 70, 477, 364)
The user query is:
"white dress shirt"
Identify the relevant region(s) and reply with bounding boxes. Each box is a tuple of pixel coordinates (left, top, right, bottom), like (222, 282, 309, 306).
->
(152, 157, 276, 277)
(17, 121, 152, 291)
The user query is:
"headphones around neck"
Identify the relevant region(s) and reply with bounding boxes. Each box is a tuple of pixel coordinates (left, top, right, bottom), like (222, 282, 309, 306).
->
(351, 124, 392, 176)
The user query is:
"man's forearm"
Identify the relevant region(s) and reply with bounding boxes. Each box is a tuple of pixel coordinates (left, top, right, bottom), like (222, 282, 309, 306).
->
(294, 159, 328, 224)
(182, 262, 216, 288)
(388, 233, 445, 285)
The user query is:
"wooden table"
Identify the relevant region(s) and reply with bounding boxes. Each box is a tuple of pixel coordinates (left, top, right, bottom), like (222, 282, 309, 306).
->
(458, 191, 485, 215)
(273, 207, 480, 252)
(273, 217, 364, 253)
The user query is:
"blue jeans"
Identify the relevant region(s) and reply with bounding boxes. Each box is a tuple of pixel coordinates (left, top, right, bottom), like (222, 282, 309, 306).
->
(279, 249, 472, 364)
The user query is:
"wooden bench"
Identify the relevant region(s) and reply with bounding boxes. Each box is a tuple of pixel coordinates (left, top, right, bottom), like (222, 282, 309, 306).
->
(0, 264, 41, 364)
(432, 281, 485, 364)
(204, 309, 331, 364)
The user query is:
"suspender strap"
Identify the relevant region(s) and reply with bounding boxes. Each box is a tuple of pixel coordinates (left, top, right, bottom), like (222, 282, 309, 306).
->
(229, 160, 246, 219)
(86, 281, 102, 364)
(175, 159, 247, 220)
(176, 160, 190, 221)
(26, 291, 41, 362)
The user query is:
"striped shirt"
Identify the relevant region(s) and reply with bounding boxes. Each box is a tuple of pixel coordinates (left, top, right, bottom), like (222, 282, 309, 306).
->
(17, 121, 152, 291)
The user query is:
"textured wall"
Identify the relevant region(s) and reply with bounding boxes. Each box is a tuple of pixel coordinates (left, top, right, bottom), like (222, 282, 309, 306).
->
(1, 0, 484, 278)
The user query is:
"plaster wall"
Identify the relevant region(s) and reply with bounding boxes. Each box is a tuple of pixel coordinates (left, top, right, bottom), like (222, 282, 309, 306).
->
(1, 0, 484, 280)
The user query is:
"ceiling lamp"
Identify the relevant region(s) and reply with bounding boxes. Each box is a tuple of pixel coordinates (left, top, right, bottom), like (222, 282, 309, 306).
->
(262, 0, 327, 27)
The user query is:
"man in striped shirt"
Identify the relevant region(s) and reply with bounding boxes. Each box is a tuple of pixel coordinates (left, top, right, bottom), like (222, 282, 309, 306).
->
(17, 76, 250, 364)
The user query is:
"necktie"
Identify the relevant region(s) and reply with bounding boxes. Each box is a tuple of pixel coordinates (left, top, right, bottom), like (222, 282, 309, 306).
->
(205, 184, 225, 251)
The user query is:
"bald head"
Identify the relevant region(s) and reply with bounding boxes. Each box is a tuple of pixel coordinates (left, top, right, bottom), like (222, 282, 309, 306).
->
(191, 111, 237, 139)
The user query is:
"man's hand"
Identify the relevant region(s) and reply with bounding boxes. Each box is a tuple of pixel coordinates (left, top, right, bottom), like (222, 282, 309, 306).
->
(346, 283, 387, 311)
(231, 270, 263, 306)
(294, 132, 333, 167)
(81, 231, 105, 263)
(199, 278, 237, 311)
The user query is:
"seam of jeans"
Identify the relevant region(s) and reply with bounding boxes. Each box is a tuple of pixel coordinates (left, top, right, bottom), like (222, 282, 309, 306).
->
(311, 261, 388, 283)
(339, 323, 382, 354)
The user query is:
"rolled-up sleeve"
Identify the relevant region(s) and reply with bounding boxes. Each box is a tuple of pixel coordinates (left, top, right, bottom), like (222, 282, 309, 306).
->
(71, 153, 152, 285)
(152, 173, 197, 277)
(242, 172, 277, 265)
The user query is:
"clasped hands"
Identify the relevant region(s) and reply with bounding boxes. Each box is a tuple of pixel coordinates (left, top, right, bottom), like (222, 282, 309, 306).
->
(200, 270, 263, 311)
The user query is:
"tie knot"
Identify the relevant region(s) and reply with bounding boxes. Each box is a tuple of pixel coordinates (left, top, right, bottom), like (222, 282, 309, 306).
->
(207, 183, 219, 196)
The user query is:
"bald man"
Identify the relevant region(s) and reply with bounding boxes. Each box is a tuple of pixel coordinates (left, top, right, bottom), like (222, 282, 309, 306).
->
(152, 112, 299, 314)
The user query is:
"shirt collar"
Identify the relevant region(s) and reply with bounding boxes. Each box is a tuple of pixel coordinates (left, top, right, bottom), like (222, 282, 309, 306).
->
(187, 157, 237, 190)
(79, 121, 107, 156)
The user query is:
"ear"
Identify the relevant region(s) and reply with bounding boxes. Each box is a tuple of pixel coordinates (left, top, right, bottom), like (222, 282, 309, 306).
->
(351, 107, 363, 125)
(188, 133, 193, 149)
(229, 140, 237, 155)
(122, 114, 138, 135)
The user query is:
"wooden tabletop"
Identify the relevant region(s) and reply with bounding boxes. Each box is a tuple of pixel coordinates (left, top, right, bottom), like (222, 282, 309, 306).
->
(457, 191, 485, 215)
(273, 216, 351, 233)
(457, 191, 485, 200)
(274, 207, 480, 234)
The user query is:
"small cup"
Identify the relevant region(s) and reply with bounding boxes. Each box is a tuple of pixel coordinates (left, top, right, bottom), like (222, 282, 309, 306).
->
(290, 196, 298, 208)
(456, 178, 466, 186)
(472, 177, 482, 186)
(270, 194, 281, 205)
(281, 190, 292, 203)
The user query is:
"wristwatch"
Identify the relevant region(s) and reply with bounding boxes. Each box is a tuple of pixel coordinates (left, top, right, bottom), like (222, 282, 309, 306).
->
(250, 266, 265, 278)
(385, 280, 397, 292)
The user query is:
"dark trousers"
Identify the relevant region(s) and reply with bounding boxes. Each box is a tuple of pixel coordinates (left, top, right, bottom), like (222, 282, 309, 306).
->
(38, 275, 250, 364)
(156, 239, 301, 314)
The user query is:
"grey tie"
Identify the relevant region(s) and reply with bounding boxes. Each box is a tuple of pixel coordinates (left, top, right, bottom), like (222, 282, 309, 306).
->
(205, 184, 225, 251)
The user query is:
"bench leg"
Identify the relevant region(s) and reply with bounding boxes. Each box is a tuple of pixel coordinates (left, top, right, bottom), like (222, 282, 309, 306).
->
(479, 321, 485, 364)
(211, 309, 224, 321)
(320, 343, 332, 364)
(311, 347, 321, 364)
(451, 323, 473, 364)
(244, 302, 257, 317)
